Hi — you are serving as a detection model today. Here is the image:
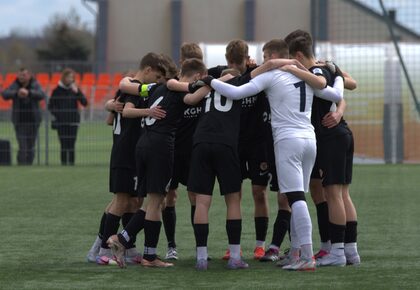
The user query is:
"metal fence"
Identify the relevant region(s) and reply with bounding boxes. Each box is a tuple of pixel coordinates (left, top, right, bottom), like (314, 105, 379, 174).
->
(1, 0, 419, 165)
(318, 0, 420, 163)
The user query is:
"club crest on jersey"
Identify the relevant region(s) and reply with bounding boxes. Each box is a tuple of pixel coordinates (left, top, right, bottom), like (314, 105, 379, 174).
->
(260, 162, 268, 171)
(312, 68, 323, 75)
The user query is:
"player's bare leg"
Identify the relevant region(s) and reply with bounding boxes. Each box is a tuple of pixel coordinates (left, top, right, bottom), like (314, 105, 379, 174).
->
(188, 191, 196, 227)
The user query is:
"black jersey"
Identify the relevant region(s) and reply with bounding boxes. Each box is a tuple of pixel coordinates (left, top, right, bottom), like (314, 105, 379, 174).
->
(110, 84, 145, 169)
(310, 66, 351, 139)
(142, 84, 187, 142)
(175, 104, 202, 151)
(239, 91, 269, 146)
(193, 74, 251, 149)
(208, 65, 228, 78)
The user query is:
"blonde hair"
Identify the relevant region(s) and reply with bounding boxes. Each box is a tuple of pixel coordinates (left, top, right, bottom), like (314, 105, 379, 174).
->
(180, 43, 203, 62)
(225, 39, 248, 65)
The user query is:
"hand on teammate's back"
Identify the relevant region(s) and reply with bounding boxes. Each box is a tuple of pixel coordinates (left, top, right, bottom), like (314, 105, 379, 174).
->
(321, 111, 343, 128)
(200, 75, 215, 86)
(325, 61, 344, 80)
(148, 105, 166, 119)
(113, 97, 124, 113)
(188, 79, 207, 93)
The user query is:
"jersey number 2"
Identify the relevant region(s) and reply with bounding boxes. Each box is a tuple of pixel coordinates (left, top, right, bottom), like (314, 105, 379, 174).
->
(294, 81, 306, 112)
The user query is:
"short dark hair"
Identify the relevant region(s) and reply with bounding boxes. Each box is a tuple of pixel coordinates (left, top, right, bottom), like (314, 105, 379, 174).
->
(139, 52, 166, 76)
(287, 36, 314, 58)
(284, 29, 313, 46)
(262, 39, 289, 58)
(180, 58, 207, 77)
(225, 39, 248, 65)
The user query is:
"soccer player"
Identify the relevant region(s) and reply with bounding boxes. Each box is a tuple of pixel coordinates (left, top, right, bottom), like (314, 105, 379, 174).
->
(284, 30, 358, 262)
(163, 43, 204, 261)
(108, 58, 209, 268)
(208, 39, 271, 260)
(204, 39, 345, 271)
(86, 53, 166, 265)
(256, 40, 294, 263)
(285, 31, 360, 266)
(167, 50, 296, 271)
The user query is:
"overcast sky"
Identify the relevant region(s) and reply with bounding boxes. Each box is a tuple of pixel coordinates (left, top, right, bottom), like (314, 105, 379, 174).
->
(0, 0, 96, 37)
(0, 0, 418, 37)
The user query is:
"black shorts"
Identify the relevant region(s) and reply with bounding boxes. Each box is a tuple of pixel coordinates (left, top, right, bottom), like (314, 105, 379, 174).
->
(187, 143, 241, 196)
(310, 152, 322, 179)
(318, 133, 354, 186)
(136, 133, 173, 198)
(109, 167, 138, 196)
(169, 150, 191, 190)
(239, 143, 270, 186)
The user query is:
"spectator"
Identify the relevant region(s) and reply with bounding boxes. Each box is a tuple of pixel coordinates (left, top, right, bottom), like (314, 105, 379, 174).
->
(48, 68, 88, 165)
(2, 68, 46, 165)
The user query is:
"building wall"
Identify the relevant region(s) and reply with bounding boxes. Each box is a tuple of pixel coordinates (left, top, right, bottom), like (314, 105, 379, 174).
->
(255, 0, 311, 41)
(105, 0, 419, 66)
(107, 0, 173, 64)
(181, 0, 245, 43)
(106, 0, 312, 64)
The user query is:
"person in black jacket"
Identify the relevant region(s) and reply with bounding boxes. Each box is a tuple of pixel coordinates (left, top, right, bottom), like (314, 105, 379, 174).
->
(48, 68, 88, 165)
(2, 68, 46, 165)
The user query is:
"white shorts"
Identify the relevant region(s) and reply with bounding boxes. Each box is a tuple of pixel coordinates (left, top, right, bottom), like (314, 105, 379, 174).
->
(274, 138, 316, 193)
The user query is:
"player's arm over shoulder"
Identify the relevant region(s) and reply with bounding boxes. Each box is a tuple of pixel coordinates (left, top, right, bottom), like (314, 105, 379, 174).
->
(283, 65, 326, 90)
(119, 77, 157, 97)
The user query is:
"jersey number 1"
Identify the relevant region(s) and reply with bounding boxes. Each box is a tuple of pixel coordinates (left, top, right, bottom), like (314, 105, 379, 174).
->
(294, 81, 306, 112)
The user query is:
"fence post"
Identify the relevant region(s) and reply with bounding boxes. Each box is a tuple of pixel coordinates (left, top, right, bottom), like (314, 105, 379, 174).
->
(44, 92, 49, 166)
(383, 43, 404, 164)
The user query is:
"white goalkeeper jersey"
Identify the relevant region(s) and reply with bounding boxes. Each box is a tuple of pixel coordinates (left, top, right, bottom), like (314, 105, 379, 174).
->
(250, 70, 315, 142)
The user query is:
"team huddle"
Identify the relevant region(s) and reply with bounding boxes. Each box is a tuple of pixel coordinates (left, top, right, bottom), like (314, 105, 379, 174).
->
(86, 29, 360, 271)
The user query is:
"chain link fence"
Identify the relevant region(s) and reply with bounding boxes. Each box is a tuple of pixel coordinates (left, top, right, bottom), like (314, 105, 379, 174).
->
(1, 0, 419, 165)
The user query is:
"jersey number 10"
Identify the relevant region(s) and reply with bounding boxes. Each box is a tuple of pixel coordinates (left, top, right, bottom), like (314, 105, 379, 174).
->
(205, 92, 233, 113)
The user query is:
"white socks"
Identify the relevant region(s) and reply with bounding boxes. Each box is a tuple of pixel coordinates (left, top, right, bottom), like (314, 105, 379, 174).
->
(229, 244, 241, 260)
(344, 242, 358, 256)
(321, 241, 331, 252)
(291, 201, 313, 259)
(330, 242, 345, 256)
(197, 246, 208, 261)
(256, 240, 265, 248)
